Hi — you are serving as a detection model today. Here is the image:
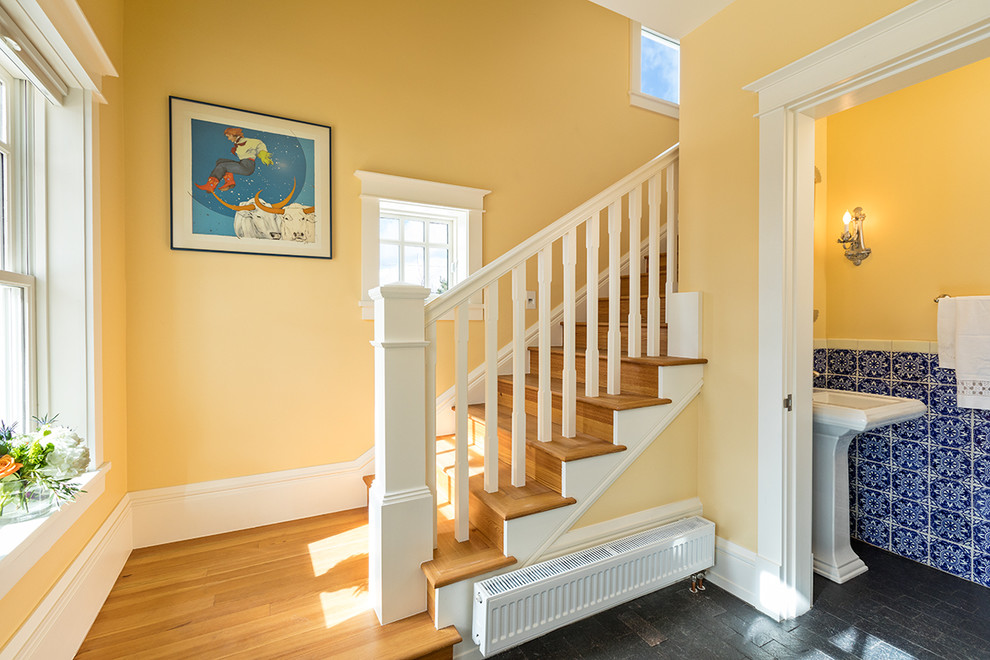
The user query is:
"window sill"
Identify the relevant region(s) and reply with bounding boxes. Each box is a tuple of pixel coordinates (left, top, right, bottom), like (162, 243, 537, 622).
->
(630, 91, 679, 119)
(0, 462, 111, 600)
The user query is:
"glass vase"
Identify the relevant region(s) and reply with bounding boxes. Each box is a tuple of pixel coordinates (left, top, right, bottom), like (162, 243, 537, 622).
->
(0, 479, 57, 524)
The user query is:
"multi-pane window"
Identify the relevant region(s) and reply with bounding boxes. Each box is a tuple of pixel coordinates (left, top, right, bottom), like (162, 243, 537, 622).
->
(0, 73, 33, 433)
(379, 200, 459, 295)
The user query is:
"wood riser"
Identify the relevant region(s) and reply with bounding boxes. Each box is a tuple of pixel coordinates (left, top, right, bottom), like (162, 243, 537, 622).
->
(531, 348, 659, 396)
(465, 414, 564, 494)
(496, 379, 615, 443)
(618, 273, 665, 298)
(575, 322, 668, 355)
(598, 294, 665, 323)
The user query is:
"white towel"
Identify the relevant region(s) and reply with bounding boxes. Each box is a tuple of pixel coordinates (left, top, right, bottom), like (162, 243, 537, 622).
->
(952, 296, 990, 410)
(937, 297, 956, 369)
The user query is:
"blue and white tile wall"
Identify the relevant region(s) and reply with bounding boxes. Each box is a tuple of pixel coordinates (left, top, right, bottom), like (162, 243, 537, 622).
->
(814, 341, 990, 588)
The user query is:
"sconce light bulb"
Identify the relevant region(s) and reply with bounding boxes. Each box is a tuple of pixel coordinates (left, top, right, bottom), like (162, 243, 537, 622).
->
(842, 210, 851, 228)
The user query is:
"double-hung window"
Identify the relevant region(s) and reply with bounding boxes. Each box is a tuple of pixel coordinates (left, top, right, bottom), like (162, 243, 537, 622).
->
(0, 70, 34, 434)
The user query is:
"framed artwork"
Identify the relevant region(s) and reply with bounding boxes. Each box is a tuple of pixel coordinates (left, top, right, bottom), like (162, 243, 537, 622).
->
(169, 96, 332, 258)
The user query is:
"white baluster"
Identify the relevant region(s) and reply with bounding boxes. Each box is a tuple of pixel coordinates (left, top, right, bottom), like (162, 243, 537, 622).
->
(511, 264, 527, 487)
(585, 214, 600, 397)
(628, 186, 642, 358)
(484, 281, 499, 493)
(425, 321, 438, 546)
(538, 245, 552, 443)
(607, 202, 621, 395)
(454, 303, 469, 542)
(562, 229, 577, 437)
(647, 176, 661, 357)
(666, 162, 678, 296)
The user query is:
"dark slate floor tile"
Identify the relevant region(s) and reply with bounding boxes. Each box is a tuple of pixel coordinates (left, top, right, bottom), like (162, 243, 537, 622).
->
(496, 539, 990, 660)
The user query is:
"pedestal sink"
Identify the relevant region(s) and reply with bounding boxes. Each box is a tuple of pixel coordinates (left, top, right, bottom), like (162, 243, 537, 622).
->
(812, 388, 926, 583)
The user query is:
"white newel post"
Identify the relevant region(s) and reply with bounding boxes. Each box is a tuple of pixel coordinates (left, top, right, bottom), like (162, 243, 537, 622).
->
(369, 284, 434, 625)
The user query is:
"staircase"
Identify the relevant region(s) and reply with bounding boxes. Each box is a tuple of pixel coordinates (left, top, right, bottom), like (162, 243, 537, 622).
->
(368, 144, 706, 659)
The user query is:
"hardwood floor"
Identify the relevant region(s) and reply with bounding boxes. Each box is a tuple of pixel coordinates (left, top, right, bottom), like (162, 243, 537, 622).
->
(76, 508, 459, 659)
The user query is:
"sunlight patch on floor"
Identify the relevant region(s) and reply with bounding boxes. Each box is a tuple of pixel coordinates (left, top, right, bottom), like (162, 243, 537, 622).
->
(320, 587, 371, 628)
(308, 523, 367, 576)
(830, 627, 916, 659)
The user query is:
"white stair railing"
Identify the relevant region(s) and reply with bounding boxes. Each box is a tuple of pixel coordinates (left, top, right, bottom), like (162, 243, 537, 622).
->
(374, 145, 679, 566)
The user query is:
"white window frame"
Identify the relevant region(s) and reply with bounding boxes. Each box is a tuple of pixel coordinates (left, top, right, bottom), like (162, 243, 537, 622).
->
(0, 0, 116, 602)
(629, 21, 680, 119)
(356, 170, 490, 320)
(379, 200, 462, 294)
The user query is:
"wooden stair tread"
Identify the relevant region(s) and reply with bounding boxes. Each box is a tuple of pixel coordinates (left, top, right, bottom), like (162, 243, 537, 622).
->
(542, 346, 707, 367)
(422, 529, 516, 588)
(349, 613, 461, 659)
(466, 403, 626, 461)
(500, 374, 672, 410)
(469, 460, 577, 520)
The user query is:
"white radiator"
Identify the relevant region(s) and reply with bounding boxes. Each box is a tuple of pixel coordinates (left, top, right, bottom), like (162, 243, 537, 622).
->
(471, 516, 715, 656)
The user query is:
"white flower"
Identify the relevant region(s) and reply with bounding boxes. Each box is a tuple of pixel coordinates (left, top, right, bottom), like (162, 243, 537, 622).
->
(34, 425, 90, 480)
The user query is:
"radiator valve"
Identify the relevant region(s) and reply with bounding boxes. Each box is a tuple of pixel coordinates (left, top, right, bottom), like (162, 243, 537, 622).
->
(689, 571, 707, 593)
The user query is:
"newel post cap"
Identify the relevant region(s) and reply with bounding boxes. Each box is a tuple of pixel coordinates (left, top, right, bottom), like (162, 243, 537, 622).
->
(369, 284, 431, 301)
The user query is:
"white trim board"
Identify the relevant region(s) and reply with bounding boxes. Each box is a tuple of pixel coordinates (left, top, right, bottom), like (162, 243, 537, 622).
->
(130, 448, 374, 548)
(705, 536, 763, 616)
(0, 463, 109, 601)
(744, 0, 990, 622)
(546, 497, 702, 559)
(1, 494, 132, 660)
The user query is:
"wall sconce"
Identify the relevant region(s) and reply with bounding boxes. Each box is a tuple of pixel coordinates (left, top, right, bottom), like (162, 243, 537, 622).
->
(838, 206, 871, 266)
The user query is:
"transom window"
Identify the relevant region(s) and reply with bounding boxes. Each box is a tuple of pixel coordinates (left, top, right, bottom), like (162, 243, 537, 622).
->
(379, 200, 459, 295)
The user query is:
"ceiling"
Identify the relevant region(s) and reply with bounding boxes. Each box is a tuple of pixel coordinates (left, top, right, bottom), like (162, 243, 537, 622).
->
(587, 0, 734, 39)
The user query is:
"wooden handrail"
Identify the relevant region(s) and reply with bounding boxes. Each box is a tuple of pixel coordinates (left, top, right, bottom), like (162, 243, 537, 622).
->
(424, 144, 679, 324)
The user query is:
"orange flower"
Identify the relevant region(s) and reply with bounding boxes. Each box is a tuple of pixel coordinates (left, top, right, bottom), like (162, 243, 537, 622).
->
(0, 454, 22, 479)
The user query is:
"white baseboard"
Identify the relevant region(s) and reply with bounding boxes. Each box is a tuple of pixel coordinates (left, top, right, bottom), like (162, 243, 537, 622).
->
(706, 536, 761, 611)
(1, 495, 132, 660)
(544, 497, 703, 559)
(130, 448, 375, 548)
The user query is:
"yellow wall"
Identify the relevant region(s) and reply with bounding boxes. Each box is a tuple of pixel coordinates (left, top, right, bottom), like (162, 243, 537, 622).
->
(0, 0, 129, 643)
(573, 398, 698, 528)
(814, 119, 828, 339)
(824, 57, 990, 341)
(122, 0, 677, 490)
(679, 0, 914, 550)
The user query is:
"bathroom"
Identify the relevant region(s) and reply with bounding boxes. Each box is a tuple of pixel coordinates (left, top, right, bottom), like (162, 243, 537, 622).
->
(812, 55, 990, 588)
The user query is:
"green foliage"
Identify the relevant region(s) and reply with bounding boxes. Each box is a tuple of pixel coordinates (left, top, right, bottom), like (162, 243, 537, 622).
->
(0, 415, 84, 517)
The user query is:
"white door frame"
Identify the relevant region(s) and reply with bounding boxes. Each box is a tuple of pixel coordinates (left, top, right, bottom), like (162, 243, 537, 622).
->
(745, 0, 990, 620)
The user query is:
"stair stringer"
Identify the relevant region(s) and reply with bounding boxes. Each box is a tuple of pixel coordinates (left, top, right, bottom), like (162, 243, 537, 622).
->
(433, 361, 703, 655)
